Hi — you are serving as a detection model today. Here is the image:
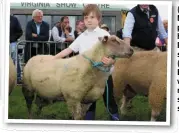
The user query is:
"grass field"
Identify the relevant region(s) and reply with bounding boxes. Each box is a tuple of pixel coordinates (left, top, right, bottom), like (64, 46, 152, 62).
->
(8, 86, 166, 121)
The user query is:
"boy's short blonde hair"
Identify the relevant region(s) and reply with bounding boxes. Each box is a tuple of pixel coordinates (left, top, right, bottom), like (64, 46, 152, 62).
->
(83, 4, 102, 21)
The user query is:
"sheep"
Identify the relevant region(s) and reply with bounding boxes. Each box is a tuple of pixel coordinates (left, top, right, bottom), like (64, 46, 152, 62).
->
(9, 57, 17, 95)
(112, 51, 167, 121)
(22, 35, 134, 120)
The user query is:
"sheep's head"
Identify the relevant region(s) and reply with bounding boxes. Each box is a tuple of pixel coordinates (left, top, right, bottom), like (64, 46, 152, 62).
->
(98, 35, 134, 58)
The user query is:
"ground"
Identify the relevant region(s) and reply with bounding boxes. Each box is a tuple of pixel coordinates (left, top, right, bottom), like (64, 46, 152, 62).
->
(8, 86, 166, 121)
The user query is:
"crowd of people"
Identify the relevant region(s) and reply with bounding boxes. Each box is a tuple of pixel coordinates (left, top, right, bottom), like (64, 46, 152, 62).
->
(9, 4, 168, 121)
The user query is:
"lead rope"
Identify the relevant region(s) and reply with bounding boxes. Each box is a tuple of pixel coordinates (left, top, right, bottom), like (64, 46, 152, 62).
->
(82, 54, 119, 120)
(106, 80, 119, 120)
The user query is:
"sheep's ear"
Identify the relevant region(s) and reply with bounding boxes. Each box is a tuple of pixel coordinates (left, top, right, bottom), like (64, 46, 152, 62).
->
(98, 36, 108, 44)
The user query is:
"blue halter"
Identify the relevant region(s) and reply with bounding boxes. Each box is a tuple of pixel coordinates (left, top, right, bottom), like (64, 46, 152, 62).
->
(82, 54, 111, 72)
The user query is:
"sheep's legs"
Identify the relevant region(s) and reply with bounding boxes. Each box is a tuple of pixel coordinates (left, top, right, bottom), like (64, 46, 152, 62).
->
(151, 110, 160, 121)
(123, 84, 135, 110)
(35, 95, 47, 116)
(120, 95, 127, 115)
(149, 83, 166, 121)
(35, 95, 57, 116)
(22, 85, 35, 119)
(81, 103, 92, 119)
(66, 100, 83, 120)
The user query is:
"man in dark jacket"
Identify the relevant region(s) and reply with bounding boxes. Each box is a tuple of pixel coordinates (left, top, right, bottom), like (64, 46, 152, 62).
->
(24, 9, 49, 63)
(10, 15, 23, 84)
(10, 15, 23, 43)
(123, 4, 168, 51)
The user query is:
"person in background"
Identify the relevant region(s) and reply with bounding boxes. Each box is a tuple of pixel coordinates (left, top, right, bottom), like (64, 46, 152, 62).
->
(163, 19, 168, 33)
(156, 19, 168, 51)
(51, 16, 74, 42)
(24, 9, 49, 63)
(74, 20, 85, 39)
(116, 28, 124, 39)
(123, 4, 168, 51)
(10, 15, 23, 84)
(116, 11, 128, 40)
(50, 16, 74, 55)
(100, 24, 110, 33)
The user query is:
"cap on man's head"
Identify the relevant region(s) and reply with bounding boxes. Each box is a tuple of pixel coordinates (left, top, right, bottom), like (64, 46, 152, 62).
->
(101, 24, 109, 31)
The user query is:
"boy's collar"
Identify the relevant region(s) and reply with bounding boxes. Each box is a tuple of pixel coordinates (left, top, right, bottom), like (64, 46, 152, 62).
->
(85, 26, 100, 34)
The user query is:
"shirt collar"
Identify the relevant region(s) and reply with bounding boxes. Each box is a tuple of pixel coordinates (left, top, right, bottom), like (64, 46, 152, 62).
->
(140, 7, 150, 13)
(35, 22, 42, 26)
(84, 26, 100, 34)
(33, 20, 42, 25)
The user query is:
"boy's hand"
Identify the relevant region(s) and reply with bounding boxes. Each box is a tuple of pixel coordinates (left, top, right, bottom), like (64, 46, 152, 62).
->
(101, 56, 115, 66)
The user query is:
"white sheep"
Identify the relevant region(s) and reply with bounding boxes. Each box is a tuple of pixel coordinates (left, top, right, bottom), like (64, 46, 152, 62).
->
(22, 35, 134, 120)
(9, 57, 17, 95)
(112, 51, 167, 121)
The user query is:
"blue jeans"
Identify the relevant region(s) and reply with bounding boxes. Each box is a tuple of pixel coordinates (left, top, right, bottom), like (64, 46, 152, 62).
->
(10, 42, 21, 82)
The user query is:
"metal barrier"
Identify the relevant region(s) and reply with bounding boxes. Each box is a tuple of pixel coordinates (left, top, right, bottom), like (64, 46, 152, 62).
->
(12, 40, 78, 84)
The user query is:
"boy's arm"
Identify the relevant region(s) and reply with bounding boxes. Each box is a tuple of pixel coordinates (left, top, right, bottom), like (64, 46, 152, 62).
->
(54, 48, 73, 59)
(54, 33, 81, 59)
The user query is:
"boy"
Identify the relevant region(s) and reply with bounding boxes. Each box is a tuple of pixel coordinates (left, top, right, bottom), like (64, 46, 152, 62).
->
(54, 4, 119, 120)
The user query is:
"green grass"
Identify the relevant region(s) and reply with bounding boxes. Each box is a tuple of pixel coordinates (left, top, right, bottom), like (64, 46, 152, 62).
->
(8, 86, 166, 121)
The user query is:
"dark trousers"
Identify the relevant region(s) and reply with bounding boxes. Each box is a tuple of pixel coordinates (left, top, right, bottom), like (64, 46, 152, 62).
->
(24, 43, 49, 63)
(157, 46, 167, 52)
(49, 43, 63, 55)
(87, 75, 118, 114)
